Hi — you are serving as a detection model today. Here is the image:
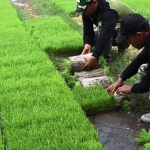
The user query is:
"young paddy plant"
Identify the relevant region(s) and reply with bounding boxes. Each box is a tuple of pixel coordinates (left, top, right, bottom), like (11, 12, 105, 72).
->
(73, 84, 120, 112)
(136, 129, 150, 144)
(7, 0, 150, 148)
(31, 0, 83, 34)
(121, 0, 150, 20)
(23, 17, 83, 54)
(47, 0, 77, 15)
(0, 0, 105, 149)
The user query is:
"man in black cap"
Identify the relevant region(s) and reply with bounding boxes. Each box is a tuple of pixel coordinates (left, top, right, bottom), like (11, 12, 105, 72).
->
(75, 0, 134, 70)
(106, 13, 150, 123)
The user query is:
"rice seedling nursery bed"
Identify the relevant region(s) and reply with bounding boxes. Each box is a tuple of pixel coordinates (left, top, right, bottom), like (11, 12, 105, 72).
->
(1, 0, 150, 149)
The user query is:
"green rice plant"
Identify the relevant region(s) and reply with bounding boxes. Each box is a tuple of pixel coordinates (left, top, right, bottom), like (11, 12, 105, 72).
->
(0, 2, 25, 26)
(1, 89, 104, 149)
(23, 17, 83, 54)
(121, 0, 150, 20)
(0, 114, 4, 149)
(142, 143, 150, 150)
(60, 59, 76, 89)
(0, 0, 104, 149)
(0, 138, 3, 150)
(47, 0, 77, 15)
(136, 129, 150, 143)
(49, 55, 78, 89)
(73, 84, 120, 112)
(121, 100, 133, 111)
(31, 0, 83, 34)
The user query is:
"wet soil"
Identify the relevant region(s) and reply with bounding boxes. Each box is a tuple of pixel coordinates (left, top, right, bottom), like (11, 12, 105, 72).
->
(88, 110, 150, 150)
(10, 0, 41, 18)
(9, 0, 150, 149)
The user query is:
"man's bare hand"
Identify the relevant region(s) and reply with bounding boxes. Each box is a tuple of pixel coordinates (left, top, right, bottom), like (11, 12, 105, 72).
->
(81, 44, 91, 55)
(81, 56, 98, 70)
(116, 85, 132, 94)
(106, 77, 123, 94)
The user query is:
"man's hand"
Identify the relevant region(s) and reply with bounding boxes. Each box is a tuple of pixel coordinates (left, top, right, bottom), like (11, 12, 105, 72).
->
(81, 44, 91, 55)
(116, 85, 132, 94)
(81, 56, 98, 70)
(106, 77, 123, 94)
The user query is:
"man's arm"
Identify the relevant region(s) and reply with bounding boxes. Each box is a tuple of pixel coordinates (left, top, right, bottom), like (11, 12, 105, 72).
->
(107, 49, 149, 94)
(120, 49, 149, 93)
(92, 10, 119, 59)
(82, 12, 95, 47)
(120, 49, 148, 81)
(131, 67, 150, 93)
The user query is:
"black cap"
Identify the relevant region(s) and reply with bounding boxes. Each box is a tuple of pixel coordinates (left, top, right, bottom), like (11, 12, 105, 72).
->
(115, 13, 149, 44)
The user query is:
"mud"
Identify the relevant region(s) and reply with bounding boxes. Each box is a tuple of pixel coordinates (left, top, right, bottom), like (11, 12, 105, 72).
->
(88, 110, 150, 150)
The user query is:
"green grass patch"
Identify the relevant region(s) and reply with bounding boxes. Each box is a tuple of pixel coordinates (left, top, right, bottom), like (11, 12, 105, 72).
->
(73, 84, 119, 112)
(23, 17, 83, 54)
(31, 0, 83, 34)
(5, 0, 150, 148)
(136, 129, 150, 149)
(0, 117, 4, 150)
(142, 143, 150, 150)
(121, 100, 133, 111)
(0, 0, 104, 149)
(137, 129, 150, 144)
(121, 0, 150, 20)
(48, 0, 77, 15)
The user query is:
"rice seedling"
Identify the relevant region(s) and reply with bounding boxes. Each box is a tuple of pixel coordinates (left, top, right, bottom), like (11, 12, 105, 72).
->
(0, 0, 104, 149)
(23, 17, 83, 54)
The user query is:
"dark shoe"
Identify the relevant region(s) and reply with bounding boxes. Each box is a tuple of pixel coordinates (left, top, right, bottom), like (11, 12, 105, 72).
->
(104, 56, 112, 63)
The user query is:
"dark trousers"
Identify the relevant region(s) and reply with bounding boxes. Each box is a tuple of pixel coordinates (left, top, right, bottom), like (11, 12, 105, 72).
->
(94, 24, 130, 61)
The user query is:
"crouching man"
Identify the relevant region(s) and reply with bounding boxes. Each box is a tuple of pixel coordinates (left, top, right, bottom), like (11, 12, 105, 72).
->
(106, 13, 150, 123)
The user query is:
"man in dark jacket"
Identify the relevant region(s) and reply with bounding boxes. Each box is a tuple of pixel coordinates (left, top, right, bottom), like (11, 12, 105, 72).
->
(75, 0, 134, 70)
(106, 13, 150, 123)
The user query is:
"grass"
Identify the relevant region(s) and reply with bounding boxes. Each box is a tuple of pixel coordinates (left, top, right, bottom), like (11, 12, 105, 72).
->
(73, 84, 119, 112)
(31, 0, 83, 34)
(0, 0, 104, 149)
(137, 129, 150, 143)
(47, 0, 77, 15)
(121, 0, 150, 20)
(31, 0, 150, 120)
(0, 0, 149, 150)
(23, 17, 83, 54)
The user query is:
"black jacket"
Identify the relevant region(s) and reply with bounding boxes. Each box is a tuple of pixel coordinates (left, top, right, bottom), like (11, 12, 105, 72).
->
(82, 0, 134, 59)
(120, 32, 150, 93)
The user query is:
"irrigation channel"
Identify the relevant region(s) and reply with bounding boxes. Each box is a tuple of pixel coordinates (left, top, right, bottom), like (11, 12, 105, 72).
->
(9, 0, 150, 149)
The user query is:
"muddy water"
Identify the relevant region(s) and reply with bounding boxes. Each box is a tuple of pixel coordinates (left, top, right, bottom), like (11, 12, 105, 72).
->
(88, 110, 150, 150)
